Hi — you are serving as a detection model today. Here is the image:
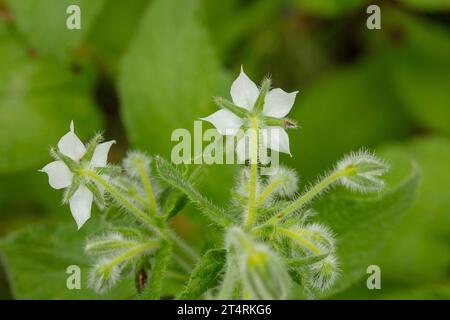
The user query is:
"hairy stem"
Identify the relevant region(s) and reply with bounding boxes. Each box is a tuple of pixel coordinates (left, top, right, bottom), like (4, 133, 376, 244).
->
(83, 170, 162, 236)
(255, 177, 283, 206)
(263, 168, 350, 226)
(104, 241, 160, 271)
(136, 162, 158, 217)
(245, 118, 259, 228)
(276, 227, 321, 254)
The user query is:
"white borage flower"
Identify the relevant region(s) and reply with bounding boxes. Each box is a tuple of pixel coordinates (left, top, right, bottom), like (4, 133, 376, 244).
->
(336, 149, 390, 193)
(201, 66, 298, 162)
(40, 121, 115, 229)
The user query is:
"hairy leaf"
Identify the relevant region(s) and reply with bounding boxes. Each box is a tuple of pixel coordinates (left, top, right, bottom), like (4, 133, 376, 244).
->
(0, 222, 135, 299)
(177, 248, 226, 300)
(313, 146, 420, 296)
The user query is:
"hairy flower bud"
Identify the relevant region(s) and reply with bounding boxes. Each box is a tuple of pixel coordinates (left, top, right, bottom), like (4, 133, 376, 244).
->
(266, 166, 298, 198)
(308, 254, 339, 292)
(123, 151, 152, 178)
(336, 149, 389, 192)
(227, 227, 290, 299)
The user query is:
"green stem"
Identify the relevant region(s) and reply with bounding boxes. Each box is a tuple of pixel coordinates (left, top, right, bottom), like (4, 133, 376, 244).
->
(255, 177, 283, 206)
(263, 169, 348, 226)
(136, 162, 158, 216)
(245, 118, 259, 228)
(105, 241, 159, 270)
(83, 170, 162, 236)
(276, 227, 321, 254)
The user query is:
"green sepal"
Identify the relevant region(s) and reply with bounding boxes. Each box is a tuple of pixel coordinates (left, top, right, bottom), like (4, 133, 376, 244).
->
(214, 96, 248, 118)
(81, 133, 104, 163)
(63, 175, 82, 203)
(253, 78, 271, 114)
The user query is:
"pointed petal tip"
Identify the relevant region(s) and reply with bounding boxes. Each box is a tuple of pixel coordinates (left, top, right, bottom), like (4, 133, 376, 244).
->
(70, 120, 74, 132)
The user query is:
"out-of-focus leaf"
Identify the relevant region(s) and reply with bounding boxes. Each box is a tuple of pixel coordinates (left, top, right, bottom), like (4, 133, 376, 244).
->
(0, 32, 102, 173)
(294, 0, 366, 17)
(378, 137, 450, 284)
(201, 0, 278, 57)
(385, 11, 450, 135)
(397, 0, 450, 12)
(119, 0, 227, 158)
(0, 221, 135, 299)
(287, 58, 411, 183)
(6, 0, 105, 59)
(86, 0, 150, 76)
(314, 145, 420, 296)
(381, 283, 450, 300)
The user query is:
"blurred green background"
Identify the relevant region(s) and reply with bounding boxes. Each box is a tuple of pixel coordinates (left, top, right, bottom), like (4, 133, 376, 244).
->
(0, 0, 449, 299)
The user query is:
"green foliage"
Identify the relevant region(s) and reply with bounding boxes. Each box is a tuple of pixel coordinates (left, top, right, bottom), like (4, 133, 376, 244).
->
(386, 11, 450, 135)
(314, 146, 420, 296)
(6, 0, 106, 60)
(287, 58, 411, 183)
(119, 0, 227, 157)
(398, 0, 450, 11)
(86, 0, 150, 76)
(0, 32, 102, 173)
(294, 0, 366, 17)
(0, 222, 135, 299)
(0, 0, 448, 300)
(378, 137, 450, 285)
(155, 157, 233, 227)
(177, 248, 226, 299)
(140, 241, 172, 300)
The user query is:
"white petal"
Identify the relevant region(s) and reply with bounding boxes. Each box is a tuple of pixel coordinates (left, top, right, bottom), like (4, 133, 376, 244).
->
(230, 66, 259, 110)
(91, 140, 116, 167)
(201, 109, 244, 136)
(40, 160, 73, 189)
(69, 186, 93, 230)
(57, 121, 86, 161)
(263, 88, 298, 118)
(262, 127, 291, 155)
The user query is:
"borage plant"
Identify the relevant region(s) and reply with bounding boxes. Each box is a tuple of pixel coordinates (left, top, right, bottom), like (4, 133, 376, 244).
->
(41, 68, 389, 299)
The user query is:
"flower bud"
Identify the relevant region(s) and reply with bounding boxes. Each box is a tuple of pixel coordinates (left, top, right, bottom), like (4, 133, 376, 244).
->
(89, 258, 121, 293)
(336, 149, 389, 192)
(227, 227, 290, 299)
(308, 255, 339, 292)
(266, 166, 298, 198)
(123, 151, 152, 178)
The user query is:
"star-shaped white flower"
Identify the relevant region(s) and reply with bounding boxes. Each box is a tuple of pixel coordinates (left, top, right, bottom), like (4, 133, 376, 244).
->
(202, 67, 298, 162)
(40, 121, 115, 229)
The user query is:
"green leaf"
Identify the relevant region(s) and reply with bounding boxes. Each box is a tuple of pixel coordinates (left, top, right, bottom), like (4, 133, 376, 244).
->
(293, 0, 365, 17)
(86, 0, 150, 76)
(0, 222, 135, 299)
(397, 0, 450, 12)
(119, 0, 227, 158)
(0, 31, 102, 173)
(313, 145, 420, 296)
(177, 248, 226, 300)
(155, 157, 233, 227)
(6, 0, 105, 59)
(287, 58, 411, 183)
(378, 137, 450, 284)
(380, 283, 450, 300)
(140, 241, 172, 300)
(385, 11, 450, 135)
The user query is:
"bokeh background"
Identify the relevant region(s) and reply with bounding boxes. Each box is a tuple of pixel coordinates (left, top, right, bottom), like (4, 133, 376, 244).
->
(0, 0, 449, 299)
